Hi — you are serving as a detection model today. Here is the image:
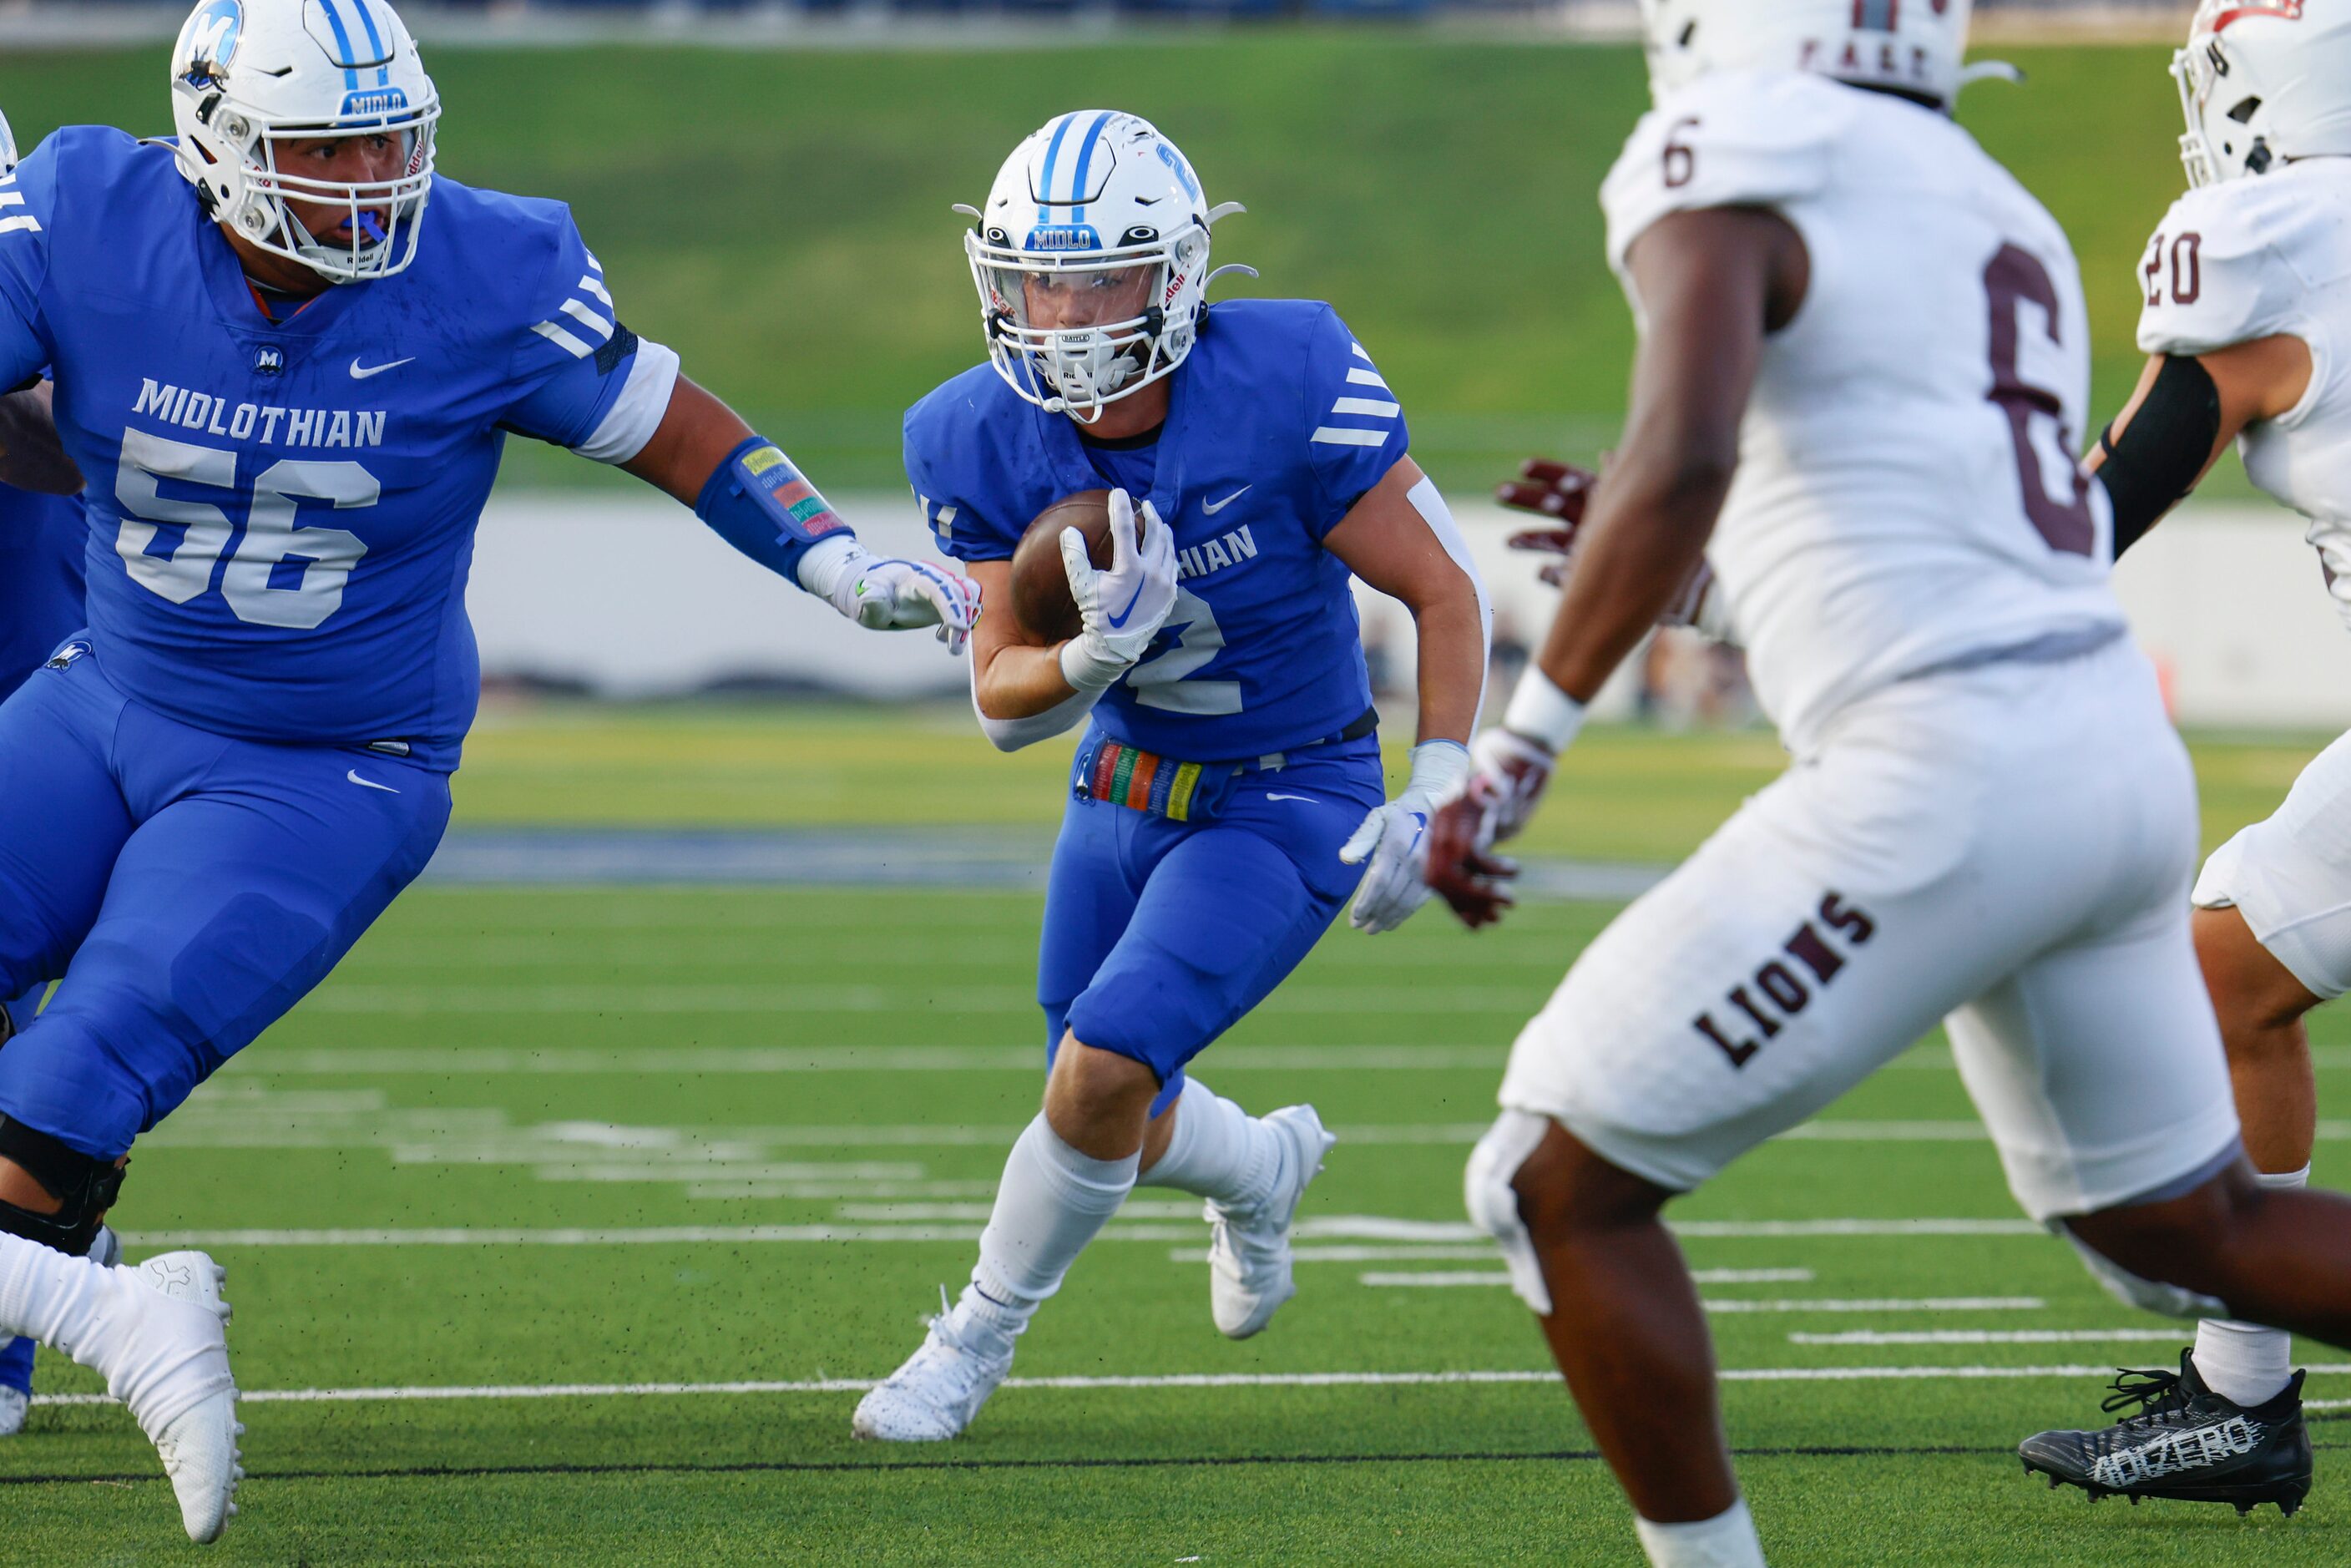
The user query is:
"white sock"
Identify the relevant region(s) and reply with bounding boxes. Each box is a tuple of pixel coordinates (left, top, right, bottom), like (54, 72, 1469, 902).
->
(2193, 1163, 2312, 1408)
(0, 1232, 129, 1383)
(1635, 1500, 1766, 1568)
(1135, 1077, 1282, 1210)
(952, 1115, 1137, 1343)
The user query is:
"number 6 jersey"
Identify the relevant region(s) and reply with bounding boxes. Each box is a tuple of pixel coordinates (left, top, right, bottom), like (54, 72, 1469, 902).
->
(1601, 70, 2127, 756)
(0, 127, 680, 769)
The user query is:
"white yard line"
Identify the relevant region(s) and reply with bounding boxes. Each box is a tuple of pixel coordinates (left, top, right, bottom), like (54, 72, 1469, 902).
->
(1788, 1329, 2189, 1347)
(36, 1363, 2351, 1410)
(298, 986, 1541, 1017)
(1362, 1268, 1813, 1289)
(239, 1046, 1509, 1075)
(116, 1216, 2050, 1247)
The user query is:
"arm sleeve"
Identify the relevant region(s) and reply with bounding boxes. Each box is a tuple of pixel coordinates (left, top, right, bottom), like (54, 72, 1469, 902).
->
(502, 215, 680, 464)
(0, 139, 61, 394)
(1303, 306, 1411, 537)
(904, 402, 1021, 566)
(2136, 185, 2307, 358)
(1599, 76, 1837, 276)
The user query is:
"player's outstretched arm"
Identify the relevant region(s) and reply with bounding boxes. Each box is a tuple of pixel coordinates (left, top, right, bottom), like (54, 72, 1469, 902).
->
(0, 380, 80, 497)
(2092, 338, 2310, 558)
(623, 376, 979, 652)
(1427, 205, 1803, 930)
(1326, 458, 1488, 935)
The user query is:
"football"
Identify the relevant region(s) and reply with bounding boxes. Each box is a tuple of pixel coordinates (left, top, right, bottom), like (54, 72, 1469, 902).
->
(1007, 489, 1139, 644)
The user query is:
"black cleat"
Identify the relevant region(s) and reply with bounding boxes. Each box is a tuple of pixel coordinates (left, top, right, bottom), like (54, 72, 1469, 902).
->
(2019, 1352, 2312, 1517)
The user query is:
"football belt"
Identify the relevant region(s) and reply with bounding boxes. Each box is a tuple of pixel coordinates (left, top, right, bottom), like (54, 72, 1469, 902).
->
(1075, 707, 1378, 823)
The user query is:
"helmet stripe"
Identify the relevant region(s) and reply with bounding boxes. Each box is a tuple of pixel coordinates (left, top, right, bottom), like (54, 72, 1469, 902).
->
(313, 0, 364, 91)
(1036, 113, 1077, 225)
(346, 0, 393, 86)
(1069, 109, 1115, 222)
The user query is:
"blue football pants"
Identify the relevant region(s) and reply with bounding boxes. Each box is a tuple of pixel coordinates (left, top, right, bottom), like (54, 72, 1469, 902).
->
(0, 650, 450, 1160)
(1041, 736, 1382, 1116)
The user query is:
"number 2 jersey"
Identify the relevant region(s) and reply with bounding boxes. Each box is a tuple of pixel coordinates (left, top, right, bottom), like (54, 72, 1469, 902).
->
(1601, 71, 2126, 755)
(0, 127, 680, 769)
(905, 298, 1402, 761)
(2138, 158, 2351, 628)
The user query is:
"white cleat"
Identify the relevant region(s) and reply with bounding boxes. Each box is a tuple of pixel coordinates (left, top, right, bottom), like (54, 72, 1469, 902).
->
(113, 1252, 243, 1543)
(0, 1383, 23, 1439)
(852, 1293, 1014, 1443)
(1207, 1104, 1337, 1340)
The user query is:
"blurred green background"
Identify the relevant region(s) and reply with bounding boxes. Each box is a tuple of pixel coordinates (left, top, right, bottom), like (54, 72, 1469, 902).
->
(0, 39, 2202, 493)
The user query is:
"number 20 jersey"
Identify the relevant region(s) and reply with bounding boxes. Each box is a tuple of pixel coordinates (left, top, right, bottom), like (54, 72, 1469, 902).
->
(0, 128, 679, 769)
(2139, 159, 2351, 630)
(1602, 71, 2127, 755)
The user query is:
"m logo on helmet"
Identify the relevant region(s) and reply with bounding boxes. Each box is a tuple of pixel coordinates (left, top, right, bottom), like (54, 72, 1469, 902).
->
(183, 0, 243, 83)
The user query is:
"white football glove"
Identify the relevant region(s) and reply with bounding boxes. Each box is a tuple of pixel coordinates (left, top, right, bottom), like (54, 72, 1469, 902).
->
(1340, 740, 1470, 935)
(801, 539, 983, 655)
(1059, 488, 1177, 692)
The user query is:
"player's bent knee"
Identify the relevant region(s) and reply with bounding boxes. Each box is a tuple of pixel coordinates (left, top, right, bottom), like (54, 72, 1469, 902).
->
(0, 1115, 124, 1257)
(1464, 1110, 1556, 1315)
(2061, 1224, 2229, 1320)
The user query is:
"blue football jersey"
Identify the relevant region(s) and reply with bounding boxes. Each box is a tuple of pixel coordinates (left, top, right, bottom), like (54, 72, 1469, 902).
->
(0, 481, 86, 700)
(0, 128, 679, 768)
(907, 298, 1408, 760)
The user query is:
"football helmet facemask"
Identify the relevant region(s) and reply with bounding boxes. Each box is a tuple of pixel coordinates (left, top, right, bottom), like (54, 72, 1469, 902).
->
(1637, 0, 1976, 109)
(168, 0, 440, 284)
(2174, 1, 2351, 187)
(963, 111, 1246, 423)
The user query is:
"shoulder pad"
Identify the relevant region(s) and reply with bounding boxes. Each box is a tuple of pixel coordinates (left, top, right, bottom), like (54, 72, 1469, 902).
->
(2136, 176, 2335, 357)
(1602, 72, 1843, 271)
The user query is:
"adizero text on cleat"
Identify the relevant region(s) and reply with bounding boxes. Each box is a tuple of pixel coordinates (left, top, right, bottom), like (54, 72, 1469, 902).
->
(1206, 1104, 1336, 1340)
(2018, 1351, 2312, 1518)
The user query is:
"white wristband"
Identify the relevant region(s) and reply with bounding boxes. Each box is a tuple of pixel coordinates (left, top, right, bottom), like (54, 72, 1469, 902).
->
(1404, 739, 1471, 807)
(796, 534, 868, 609)
(1502, 669, 1588, 755)
(1059, 634, 1130, 694)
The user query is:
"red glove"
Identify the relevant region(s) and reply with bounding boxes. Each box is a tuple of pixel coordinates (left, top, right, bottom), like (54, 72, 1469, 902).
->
(1424, 792, 1520, 930)
(1499, 454, 1722, 631)
(1498, 458, 1600, 590)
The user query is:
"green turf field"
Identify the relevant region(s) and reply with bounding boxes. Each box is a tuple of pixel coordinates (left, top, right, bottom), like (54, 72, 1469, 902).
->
(0, 38, 2219, 493)
(5, 711, 2350, 1564)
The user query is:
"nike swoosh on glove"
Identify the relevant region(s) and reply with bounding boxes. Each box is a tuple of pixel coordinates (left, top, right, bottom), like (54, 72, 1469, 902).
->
(1059, 488, 1177, 692)
(1340, 740, 1470, 935)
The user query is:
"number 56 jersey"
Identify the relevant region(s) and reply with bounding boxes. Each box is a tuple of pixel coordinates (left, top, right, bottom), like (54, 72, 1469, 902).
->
(1603, 71, 2127, 756)
(0, 127, 680, 770)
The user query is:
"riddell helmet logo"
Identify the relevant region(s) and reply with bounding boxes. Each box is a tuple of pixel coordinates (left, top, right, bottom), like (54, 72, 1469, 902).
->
(2213, 1, 2303, 28)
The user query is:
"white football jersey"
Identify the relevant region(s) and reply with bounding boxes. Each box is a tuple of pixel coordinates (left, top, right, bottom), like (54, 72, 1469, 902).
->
(1600, 71, 2126, 754)
(2139, 159, 2351, 628)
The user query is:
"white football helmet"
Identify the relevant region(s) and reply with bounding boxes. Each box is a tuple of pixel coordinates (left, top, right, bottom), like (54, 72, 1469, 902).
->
(962, 111, 1245, 423)
(2174, 1, 2351, 187)
(168, 0, 439, 283)
(0, 109, 17, 177)
(1638, 0, 1975, 109)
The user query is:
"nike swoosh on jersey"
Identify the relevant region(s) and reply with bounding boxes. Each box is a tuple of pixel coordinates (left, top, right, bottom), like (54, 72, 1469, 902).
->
(1105, 579, 1148, 630)
(1265, 792, 1315, 803)
(1203, 485, 1253, 515)
(348, 357, 415, 380)
(346, 769, 402, 793)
